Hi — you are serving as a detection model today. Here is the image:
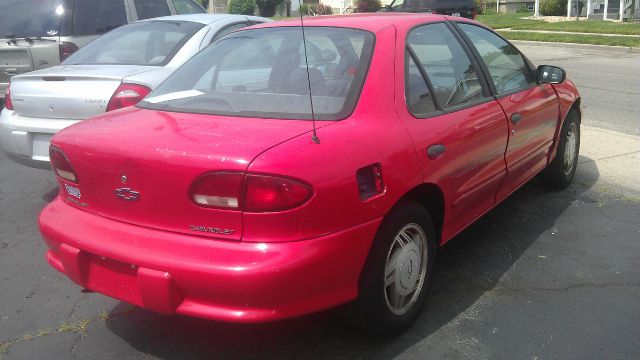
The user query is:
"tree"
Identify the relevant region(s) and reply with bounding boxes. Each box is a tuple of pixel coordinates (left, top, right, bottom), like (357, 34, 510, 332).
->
(229, 0, 256, 15)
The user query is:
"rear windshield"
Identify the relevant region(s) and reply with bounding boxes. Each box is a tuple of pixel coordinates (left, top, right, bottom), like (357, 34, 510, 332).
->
(0, 0, 71, 38)
(63, 21, 204, 66)
(140, 27, 375, 121)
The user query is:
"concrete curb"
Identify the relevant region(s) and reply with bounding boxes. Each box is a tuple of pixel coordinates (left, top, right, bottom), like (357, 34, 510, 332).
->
(500, 28, 640, 38)
(510, 40, 640, 53)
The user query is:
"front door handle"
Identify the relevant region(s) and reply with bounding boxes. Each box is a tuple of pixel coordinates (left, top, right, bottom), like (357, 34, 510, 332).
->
(511, 113, 523, 124)
(427, 144, 446, 159)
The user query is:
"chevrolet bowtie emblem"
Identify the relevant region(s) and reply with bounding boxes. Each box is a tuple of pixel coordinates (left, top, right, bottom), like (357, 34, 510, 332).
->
(114, 188, 140, 201)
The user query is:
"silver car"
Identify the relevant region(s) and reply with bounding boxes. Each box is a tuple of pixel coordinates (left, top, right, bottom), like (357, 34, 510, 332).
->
(0, 14, 270, 168)
(0, 0, 207, 106)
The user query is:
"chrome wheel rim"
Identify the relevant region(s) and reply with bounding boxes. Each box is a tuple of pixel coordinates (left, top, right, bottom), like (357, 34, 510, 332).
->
(563, 123, 578, 175)
(384, 223, 428, 316)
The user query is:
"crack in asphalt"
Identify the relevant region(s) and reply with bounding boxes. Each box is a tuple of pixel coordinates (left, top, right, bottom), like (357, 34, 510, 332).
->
(0, 308, 139, 360)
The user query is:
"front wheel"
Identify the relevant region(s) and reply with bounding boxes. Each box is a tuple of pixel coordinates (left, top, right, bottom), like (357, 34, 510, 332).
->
(540, 109, 580, 189)
(348, 200, 436, 336)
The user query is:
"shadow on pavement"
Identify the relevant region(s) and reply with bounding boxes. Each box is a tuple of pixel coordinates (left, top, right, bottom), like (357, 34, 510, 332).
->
(105, 155, 600, 359)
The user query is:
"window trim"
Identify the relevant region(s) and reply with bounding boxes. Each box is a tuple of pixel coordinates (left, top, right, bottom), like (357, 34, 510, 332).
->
(404, 20, 494, 120)
(450, 21, 539, 99)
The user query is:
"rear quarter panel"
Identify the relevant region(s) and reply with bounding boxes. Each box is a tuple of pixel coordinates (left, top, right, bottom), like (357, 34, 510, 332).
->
(243, 25, 424, 242)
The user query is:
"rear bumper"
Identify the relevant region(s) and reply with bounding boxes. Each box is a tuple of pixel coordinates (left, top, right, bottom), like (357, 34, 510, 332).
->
(0, 109, 79, 169)
(39, 198, 381, 323)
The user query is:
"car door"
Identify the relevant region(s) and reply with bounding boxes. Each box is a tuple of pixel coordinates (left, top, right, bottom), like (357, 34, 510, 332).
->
(396, 22, 510, 242)
(454, 22, 559, 202)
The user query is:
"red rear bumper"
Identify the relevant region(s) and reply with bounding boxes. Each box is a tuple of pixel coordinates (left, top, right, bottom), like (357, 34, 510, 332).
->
(39, 198, 380, 322)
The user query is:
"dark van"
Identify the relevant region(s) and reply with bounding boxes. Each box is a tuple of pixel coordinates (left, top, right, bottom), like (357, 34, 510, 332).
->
(382, 0, 477, 19)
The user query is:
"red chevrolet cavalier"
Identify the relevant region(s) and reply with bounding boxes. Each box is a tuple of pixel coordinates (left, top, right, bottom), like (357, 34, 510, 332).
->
(40, 14, 580, 334)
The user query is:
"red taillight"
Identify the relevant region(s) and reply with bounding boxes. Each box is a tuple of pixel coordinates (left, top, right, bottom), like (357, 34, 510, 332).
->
(190, 173, 313, 212)
(49, 146, 78, 183)
(105, 83, 151, 112)
(4, 83, 13, 110)
(59, 41, 79, 62)
(244, 174, 313, 213)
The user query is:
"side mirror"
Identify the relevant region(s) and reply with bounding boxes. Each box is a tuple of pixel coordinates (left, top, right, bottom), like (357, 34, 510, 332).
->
(537, 65, 566, 84)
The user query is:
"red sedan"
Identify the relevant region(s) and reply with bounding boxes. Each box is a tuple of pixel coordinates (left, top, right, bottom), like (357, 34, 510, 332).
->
(39, 14, 580, 334)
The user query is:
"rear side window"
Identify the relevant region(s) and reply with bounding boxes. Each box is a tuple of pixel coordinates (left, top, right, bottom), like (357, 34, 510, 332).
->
(407, 22, 485, 111)
(64, 21, 204, 66)
(74, 0, 128, 35)
(134, 0, 172, 19)
(457, 23, 535, 94)
(140, 27, 375, 121)
(171, 0, 206, 13)
(405, 50, 437, 116)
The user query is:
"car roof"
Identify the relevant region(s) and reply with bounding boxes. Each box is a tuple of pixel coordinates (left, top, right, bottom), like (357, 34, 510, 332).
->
(137, 14, 266, 26)
(252, 13, 451, 32)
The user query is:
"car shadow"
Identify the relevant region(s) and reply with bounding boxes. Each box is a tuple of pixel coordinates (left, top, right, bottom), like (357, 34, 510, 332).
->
(105, 155, 600, 359)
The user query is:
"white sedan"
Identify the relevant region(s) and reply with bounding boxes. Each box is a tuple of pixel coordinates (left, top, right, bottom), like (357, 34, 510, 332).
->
(0, 14, 270, 168)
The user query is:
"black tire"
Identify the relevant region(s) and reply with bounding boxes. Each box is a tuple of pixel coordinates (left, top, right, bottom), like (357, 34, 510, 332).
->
(540, 109, 581, 189)
(348, 199, 437, 336)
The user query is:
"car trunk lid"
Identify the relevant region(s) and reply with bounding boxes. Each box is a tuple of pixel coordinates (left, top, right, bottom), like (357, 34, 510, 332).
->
(51, 107, 320, 240)
(9, 65, 155, 119)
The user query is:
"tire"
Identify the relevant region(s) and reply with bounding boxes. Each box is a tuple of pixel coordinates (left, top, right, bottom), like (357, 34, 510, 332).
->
(348, 199, 437, 336)
(540, 109, 581, 189)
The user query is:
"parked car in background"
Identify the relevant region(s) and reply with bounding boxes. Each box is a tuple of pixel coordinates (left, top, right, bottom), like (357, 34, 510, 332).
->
(382, 0, 477, 19)
(0, 14, 270, 168)
(0, 0, 206, 108)
(39, 14, 580, 334)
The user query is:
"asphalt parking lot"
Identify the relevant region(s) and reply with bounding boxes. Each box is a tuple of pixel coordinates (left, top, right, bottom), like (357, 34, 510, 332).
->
(1, 42, 639, 359)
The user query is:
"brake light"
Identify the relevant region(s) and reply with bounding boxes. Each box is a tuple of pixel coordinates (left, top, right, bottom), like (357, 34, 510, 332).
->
(59, 41, 79, 62)
(189, 173, 313, 212)
(105, 83, 151, 112)
(49, 146, 78, 183)
(4, 84, 12, 110)
(244, 174, 313, 213)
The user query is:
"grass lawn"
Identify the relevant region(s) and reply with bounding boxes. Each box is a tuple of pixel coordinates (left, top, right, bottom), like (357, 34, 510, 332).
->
(498, 30, 640, 47)
(477, 13, 640, 35)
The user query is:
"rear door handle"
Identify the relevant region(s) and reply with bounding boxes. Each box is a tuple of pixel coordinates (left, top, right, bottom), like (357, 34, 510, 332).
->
(511, 113, 523, 124)
(427, 144, 446, 159)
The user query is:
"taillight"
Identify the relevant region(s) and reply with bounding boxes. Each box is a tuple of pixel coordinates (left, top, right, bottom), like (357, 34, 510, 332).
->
(189, 173, 313, 212)
(49, 146, 78, 183)
(59, 41, 79, 62)
(190, 172, 244, 210)
(105, 83, 151, 112)
(4, 83, 13, 110)
(244, 174, 313, 213)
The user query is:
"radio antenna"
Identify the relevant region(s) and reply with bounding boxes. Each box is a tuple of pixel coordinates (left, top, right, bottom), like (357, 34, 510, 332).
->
(297, 0, 320, 144)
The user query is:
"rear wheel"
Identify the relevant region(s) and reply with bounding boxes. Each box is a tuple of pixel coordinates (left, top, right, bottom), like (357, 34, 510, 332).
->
(540, 109, 580, 189)
(348, 200, 436, 336)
